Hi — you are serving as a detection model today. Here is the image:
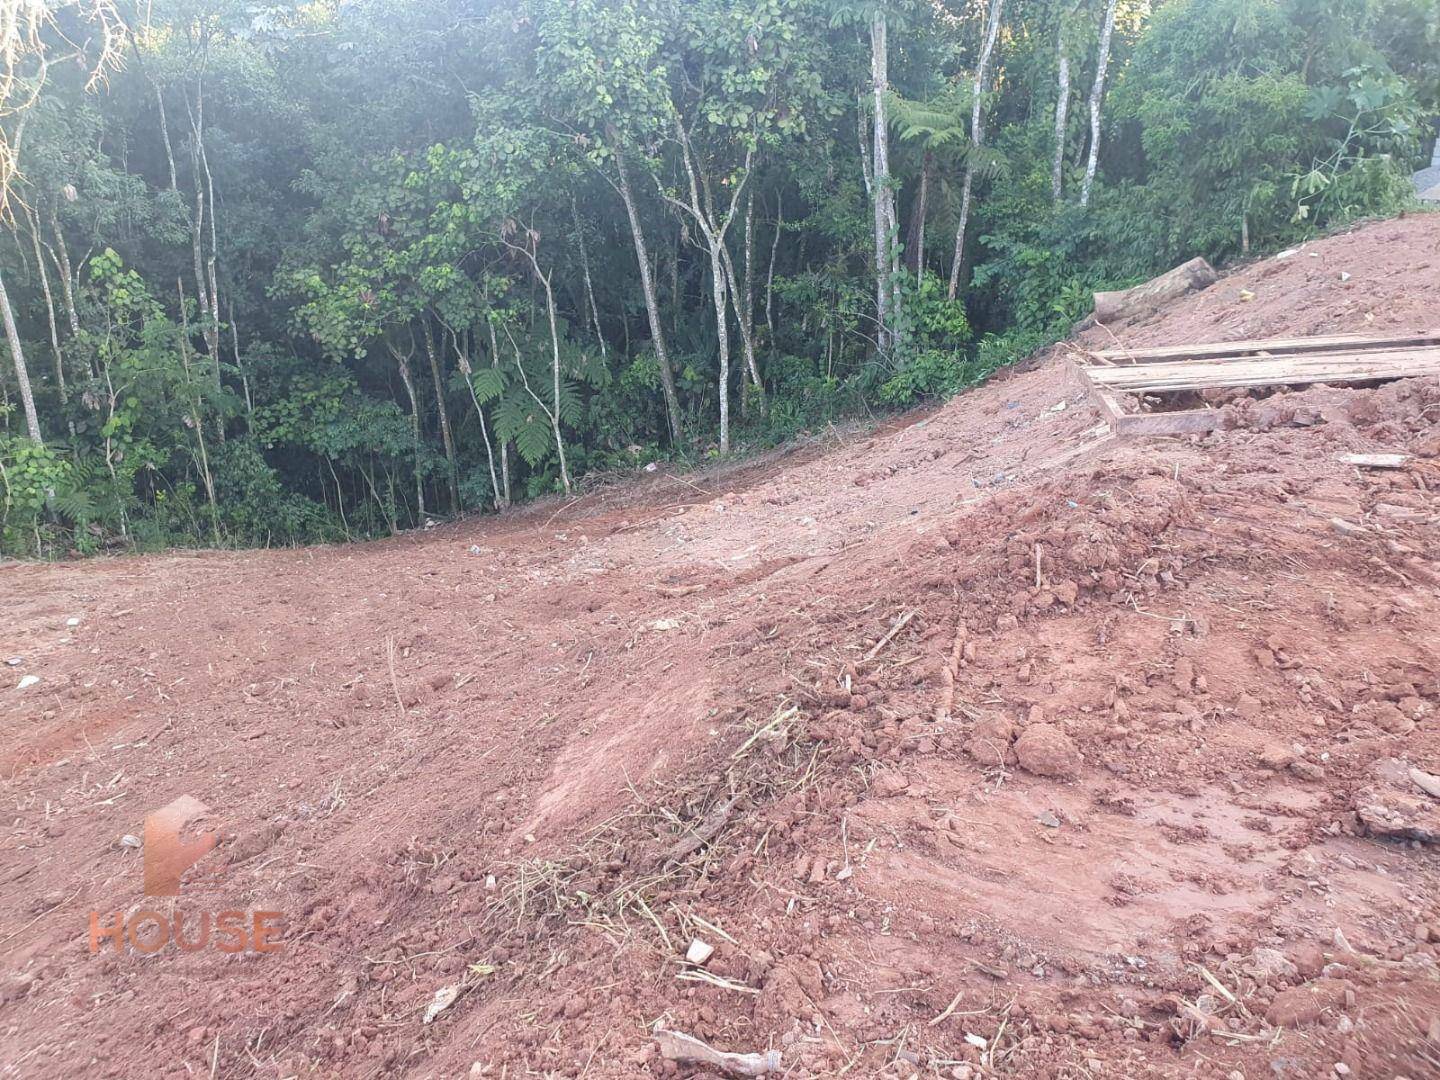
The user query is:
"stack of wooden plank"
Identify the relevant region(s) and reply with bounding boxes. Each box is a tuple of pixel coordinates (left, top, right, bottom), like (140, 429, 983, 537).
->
(1076, 330, 1440, 435)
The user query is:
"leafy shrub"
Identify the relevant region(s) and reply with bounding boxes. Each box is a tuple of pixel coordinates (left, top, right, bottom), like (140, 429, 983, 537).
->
(211, 439, 337, 547)
(877, 349, 967, 405)
(0, 435, 71, 556)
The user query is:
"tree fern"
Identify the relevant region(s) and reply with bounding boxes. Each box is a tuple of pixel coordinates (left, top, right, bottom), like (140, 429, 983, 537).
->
(471, 367, 507, 403)
(493, 392, 553, 467)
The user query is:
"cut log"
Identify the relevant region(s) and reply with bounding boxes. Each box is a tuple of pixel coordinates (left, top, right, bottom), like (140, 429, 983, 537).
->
(1093, 257, 1216, 323)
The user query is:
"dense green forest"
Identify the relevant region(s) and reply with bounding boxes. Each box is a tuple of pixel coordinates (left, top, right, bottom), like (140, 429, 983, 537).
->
(0, 0, 1435, 554)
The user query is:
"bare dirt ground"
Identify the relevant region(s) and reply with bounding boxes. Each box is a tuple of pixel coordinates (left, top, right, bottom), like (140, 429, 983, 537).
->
(3, 213, 1440, 1080)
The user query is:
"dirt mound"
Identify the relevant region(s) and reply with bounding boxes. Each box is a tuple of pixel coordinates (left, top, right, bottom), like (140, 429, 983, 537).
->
(4, 214, 1440, 1079)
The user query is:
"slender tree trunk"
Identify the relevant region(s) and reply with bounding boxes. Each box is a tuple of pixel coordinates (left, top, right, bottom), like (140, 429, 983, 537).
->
(188, 132, 211, 355)
(454, 329, 502, 510)
(49, 208, 80, 343)
(611, 143, 684, 443)
(719, 240, 766, 418)
(153, 80, 179, 190)
(0, 268, 41, 442)
(391, 343, 425, 522)
(536, 266, 572, 493)
(906, 151, 932, 283)
(742, 189, 758, 364)
(708, 248, 731, 454)
(360, 459, 396, 535)
(177, 280, 219, 543)
(572, 196, 606, 359)
(1051, 20, 1072, 203)
(228, 299, 252, 429)
(857, 94, 873, 194)
(669, 232, 681, 337)
(199, 132, 222, 393)
(486, 317, 511, 507)
(949, 0, 1005, 300)
(422, 319, 460, 511)
(869, 10, 902, 348)
(661, 122, 752, 453)
(506, 241, 572, 493)
(185, 84, 223, 403)
(1080, 0, 1118, 209)
(326, 456, 350, 539)
(26, 208, 64, 403)
(765, 197, 782, 340)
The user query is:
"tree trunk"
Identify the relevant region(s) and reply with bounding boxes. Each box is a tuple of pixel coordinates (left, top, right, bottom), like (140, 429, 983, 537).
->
(26, 208, 64, 404)
(1080, 0, 1118, 209)
(229, 299, 253, 428)
(176, 280, 219, 543)
(537, 265, 572, 493)
(709, 248, 731, 454)
(719, 238, 766, 419)
(391, 343, 425, 522)
(948, 0, 1005, 300)
(1052, 24, 1072, 203)
(49, 208, 80, 343)
(454, 329, 502, 510)
(423, 320, 460, 511)
(612, 144, 685, 444)
(154, 80, 179, 191)
(0, 268, 41, 442)
(506, 240, 572, 494)
(660, 121, 752, 453)
(485, 317, 512, 508)
(185, 82, 223, 403)
(669, 232, 681, 337)
(572, 196, 606, 359)
(765, 197, 782, 339)
(906, 151, 932, 282)
(740, 188, 765, 412)
(869, 10, 902, 349)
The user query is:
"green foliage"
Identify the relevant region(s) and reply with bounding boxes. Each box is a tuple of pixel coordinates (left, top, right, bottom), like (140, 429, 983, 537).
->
(878, 349, 966, 404)
(0, 435, 70, 555)
(0, 0, 1431, 558)
(211, 439, 338, 547)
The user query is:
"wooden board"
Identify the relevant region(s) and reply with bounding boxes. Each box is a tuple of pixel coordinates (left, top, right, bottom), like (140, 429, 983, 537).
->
(1083, 346, 1440, 394)
(1077, 331, 1440, 438)
(1092, 330, 1440, 365)
(1112, 408, 1223, 437)
(1336, 452, 1411, 469)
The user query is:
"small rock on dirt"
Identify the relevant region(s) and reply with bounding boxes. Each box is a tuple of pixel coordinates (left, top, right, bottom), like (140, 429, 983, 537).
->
(1014, 725, 1081, 779)
(871, 771, 910, 797)
(1245, 947, 1299, 985)
(964, 714, 1018, 766)
(1353, 787, 1440, 843)
(1265, 978, 1348, 1027)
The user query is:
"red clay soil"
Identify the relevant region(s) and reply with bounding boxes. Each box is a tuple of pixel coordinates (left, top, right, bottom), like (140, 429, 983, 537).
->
(3, 213, 1440, 1080)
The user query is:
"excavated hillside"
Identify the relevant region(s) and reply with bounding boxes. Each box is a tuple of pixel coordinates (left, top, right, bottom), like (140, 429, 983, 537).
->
(2, 213, 1439, 1079)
